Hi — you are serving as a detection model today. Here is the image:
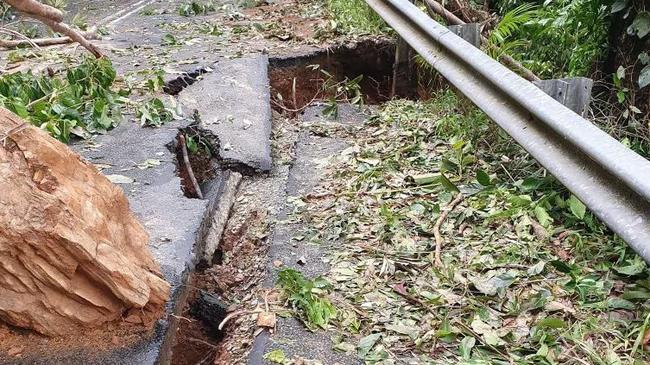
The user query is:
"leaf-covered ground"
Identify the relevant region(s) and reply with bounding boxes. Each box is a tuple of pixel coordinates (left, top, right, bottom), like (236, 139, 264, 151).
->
(282, 91, 650, 364)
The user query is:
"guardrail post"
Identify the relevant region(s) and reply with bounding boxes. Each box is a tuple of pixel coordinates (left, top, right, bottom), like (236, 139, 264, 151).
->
(391, 0, 414, 98)
(447, 23, 480, 48)
(533, 77, 593, 116)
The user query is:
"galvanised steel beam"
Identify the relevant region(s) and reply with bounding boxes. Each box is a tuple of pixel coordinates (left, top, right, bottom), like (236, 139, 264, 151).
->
(366, 0, 650, 261)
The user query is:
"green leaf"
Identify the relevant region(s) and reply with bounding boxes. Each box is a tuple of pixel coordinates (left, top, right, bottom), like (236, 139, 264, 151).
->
(534, 205, 553, 227)
(263, 349, 289, 364)
(357, 333, 381, 358)
(476, 169, 491, 186)
(439, 172, 459, 193)
(162, 33, 178, 45)
(567, 195, 586, 219)
(527, 261, 546, 276)
(536, 343, 549, 357)
(628, 11, 650, 39)
(460, 336, 476, 360)
(537, 316, 567, 329)
(607, 297, 635, 310)
(611, 0, 628, 13)
(409, 173, 440, 186)
(520, 177, 542, 191)
(616, 65, 626, 80)
(550, 260, 576, 274)
(440, 158, 458, 172)
(613, 257, 646, 276)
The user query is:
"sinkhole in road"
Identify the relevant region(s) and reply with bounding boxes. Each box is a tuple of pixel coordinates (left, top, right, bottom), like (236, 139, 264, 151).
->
(269, 38, 420, 116)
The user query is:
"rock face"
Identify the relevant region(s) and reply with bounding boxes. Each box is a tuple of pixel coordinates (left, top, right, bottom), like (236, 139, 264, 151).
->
(0, 108, 170, 336)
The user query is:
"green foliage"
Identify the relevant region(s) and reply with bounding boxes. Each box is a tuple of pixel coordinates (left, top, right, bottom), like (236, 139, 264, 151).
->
(177, 1, 215, 17)
(139, 6, 156, 16)
(639, 52, 650, 89)
(17, 23, 41, 39)
(627, 11, 650, 39)
(492, 0, 609, 78)
(136, 97, 176, 127)
(305, 65, 364, 119)
(324, 0, 387, 34)
(0, 57, 128, 142)
(184, 133, 212, 156)
(72, 14, 89, 31)
(161, 33, 178, 46)
(277, 268, 336, 330)
(42, 0, 68, 10)
(486, 4, 538, 58)
(144, 71, 165, 93)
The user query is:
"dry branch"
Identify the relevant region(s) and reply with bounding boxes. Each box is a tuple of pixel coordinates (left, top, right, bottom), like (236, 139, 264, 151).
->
(178, 134, 204, 200)
(0, 28, 97, 48)
(0, 0, 103, 58)
(433, 193, 464, 267)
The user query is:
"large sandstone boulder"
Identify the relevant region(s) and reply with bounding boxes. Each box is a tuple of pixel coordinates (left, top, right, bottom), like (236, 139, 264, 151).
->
(0, 108, 169, 336)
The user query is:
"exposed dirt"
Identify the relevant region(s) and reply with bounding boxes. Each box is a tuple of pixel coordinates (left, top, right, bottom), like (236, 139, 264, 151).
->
(171, 205, 273, 365)
(242, 2, 324, 42)
(171, 114, 300, 365)
(174, 129, 218, 199)
(269, 39, 418, 114)
(0, 320, 157, 363)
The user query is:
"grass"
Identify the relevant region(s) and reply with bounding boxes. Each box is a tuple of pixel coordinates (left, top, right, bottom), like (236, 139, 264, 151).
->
(325, 0, 387, 35)
(277, 268, 337, 330)
(283, 91, 650, 364)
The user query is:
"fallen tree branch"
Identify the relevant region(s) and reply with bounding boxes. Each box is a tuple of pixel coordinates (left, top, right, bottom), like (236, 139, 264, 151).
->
(178, 134, 204, 200)
(0, 0, 103, 58)
(33, 15, 102, 58)
(0, 27, 97, 48)
(433, 193, 464, 267)
(2, 0, 63, 22)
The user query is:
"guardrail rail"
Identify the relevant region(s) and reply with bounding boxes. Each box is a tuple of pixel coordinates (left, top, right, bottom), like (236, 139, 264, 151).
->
(365, 0, 650, 262)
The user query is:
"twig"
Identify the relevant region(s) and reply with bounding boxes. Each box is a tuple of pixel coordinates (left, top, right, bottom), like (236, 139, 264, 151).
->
(271, 91, 321, 113)
(170, 313, 194, 323)
(0, 28, 41, 49)
(178, 134, 203, 199)
(187, 337, 218, 349)
(433, 193, 464, 267)
(217, 309, 262, 330)
(35, 16, 103, 58)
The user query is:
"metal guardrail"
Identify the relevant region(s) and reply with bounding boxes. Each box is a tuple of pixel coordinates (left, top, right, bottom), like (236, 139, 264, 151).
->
(365, 0, 650, 262)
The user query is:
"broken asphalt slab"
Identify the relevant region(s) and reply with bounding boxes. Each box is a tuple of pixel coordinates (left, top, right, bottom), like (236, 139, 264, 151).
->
(178, 55, 273, 172)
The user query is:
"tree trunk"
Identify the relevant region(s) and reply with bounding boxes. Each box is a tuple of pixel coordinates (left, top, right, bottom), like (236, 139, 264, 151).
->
(0, 108, 169, 336)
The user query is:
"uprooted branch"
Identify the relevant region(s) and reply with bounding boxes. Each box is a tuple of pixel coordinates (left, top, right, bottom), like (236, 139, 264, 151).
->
(1, 0, 103, 58)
